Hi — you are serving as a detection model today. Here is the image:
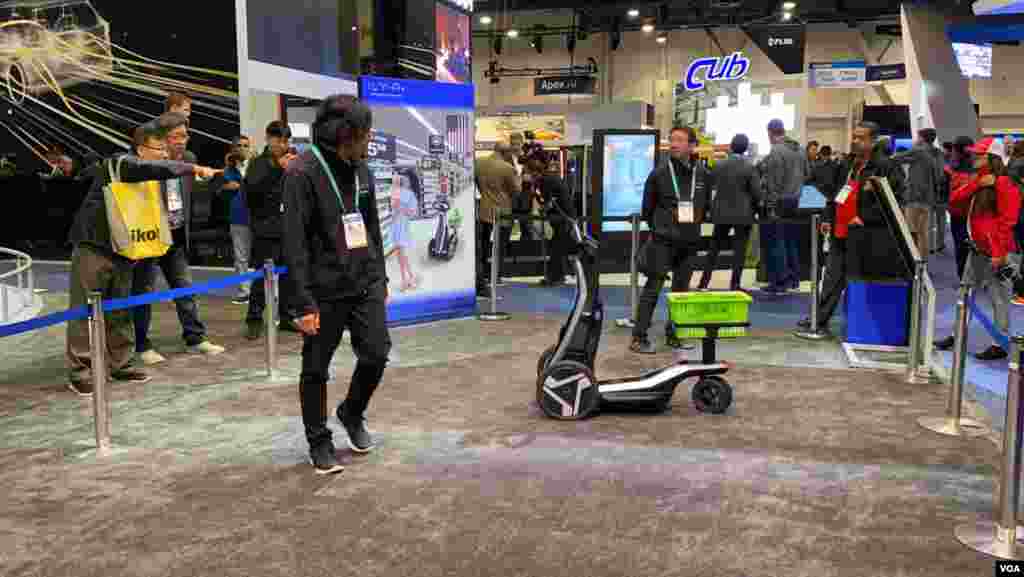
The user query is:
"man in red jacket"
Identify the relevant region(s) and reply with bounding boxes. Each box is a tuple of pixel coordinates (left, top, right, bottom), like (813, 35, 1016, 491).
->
(936, 136, 1020, 360)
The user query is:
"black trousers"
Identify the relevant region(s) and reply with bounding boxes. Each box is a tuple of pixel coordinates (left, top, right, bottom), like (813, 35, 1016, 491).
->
(247, 237, 289, 324)
(546, 220, 570, 282)
(950, 214, 970, 280)
(817, 237, 847, 328)
(633, 240, 696, 340)
(299, 284, 391, 449)
(477, 221, 512, 287)
(699, 224, 752, 290)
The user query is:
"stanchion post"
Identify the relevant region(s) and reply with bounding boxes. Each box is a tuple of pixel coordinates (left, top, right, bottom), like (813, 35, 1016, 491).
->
(616, 214, 640, 329)
(263, 260, 278, 379)
(479, 208, 510, 321)
(795, 215, 828, 341)
(955, 335, 1024, 559)
(906, 260, 926, 383)
(919, 281, 988, 436)
(88, 291, 111, 453)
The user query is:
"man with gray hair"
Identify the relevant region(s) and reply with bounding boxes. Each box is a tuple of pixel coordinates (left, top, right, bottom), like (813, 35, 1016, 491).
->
(474, 141, 519, 296)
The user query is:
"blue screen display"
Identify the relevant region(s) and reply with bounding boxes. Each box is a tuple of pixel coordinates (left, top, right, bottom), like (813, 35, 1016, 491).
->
(601, 134, 656, 232)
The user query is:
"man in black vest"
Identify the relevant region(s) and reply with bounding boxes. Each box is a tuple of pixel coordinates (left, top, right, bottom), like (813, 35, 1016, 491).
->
(281, 95, 391, 475)
(631, 126, 711, 354)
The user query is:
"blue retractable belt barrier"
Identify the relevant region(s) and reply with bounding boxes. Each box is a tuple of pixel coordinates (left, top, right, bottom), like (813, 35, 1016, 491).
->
(0, 266, 287, 339)
(967, 294, 1011, 350)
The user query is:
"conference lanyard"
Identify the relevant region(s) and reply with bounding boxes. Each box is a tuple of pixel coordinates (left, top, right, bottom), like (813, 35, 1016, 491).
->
(310, 144, 361, 213)
(667, 158, 696, 202)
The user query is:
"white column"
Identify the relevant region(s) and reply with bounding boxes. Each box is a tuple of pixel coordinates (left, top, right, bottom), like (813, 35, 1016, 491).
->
(901, 3, 980, 141)
(234, 0, 251, 140)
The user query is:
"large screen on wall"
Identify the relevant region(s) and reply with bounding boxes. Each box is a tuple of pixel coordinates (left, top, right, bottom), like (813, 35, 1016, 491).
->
(601, 133, 657, 233)
(246, 0, 344, 79)
(359, 76, 477, 325)
(436, 2, 471, 83)
(953, 43, 992, 78)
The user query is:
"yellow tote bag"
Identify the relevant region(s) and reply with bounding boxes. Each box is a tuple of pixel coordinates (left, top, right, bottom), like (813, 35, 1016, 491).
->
(103, 157, 173, 260)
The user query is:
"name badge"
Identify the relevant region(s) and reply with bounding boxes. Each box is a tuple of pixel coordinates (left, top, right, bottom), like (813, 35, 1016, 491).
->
(166, 181, 183, 211)
(677, 201, 694, 224)
(341, 212, 368, 249)
(835, 184, 852, 205)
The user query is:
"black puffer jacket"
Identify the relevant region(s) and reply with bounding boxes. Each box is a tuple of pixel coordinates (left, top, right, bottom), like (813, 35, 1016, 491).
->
(642, 156, 712, 244)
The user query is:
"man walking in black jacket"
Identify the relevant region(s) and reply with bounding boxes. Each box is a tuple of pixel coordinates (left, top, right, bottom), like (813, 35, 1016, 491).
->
(631, 126, 711, 354)
(244, 121, 297, 340)
(281, 95, 391, 474)
(699, 134, 760, 291)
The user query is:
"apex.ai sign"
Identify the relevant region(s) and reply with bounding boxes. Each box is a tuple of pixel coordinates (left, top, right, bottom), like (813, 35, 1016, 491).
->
(683, 52, 750, 91)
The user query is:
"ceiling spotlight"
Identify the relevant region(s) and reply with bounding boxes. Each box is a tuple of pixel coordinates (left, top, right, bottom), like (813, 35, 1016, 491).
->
(781, 11, 792, 21)
(351, 26, 358, 32)
(480, 15, 492, 25)
(782, 1, 796, 9)
(627, 9, 640, 18)
(656, 35, 667, 44)
(642, 23, 655, 33)
(507, 29, 519, 38)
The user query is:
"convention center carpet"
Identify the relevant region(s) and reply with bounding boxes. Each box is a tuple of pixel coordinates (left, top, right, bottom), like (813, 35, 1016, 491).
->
(0, 295, 1004, 576)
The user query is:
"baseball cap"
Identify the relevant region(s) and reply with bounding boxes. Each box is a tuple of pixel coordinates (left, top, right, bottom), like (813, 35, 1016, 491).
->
(767, 119, 785, 133)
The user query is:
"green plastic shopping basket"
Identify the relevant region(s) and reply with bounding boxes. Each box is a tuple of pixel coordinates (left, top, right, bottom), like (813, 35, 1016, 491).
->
(666, 291, 753, 339)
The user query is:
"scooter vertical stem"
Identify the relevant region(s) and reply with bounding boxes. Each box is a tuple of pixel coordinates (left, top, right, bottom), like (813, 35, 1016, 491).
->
(809, 214, 820, 331)
(264, 260, 278, 379)
(906, 259, 925, 383)
(630, 213, 640, 322)
(88, 292, 111, 453)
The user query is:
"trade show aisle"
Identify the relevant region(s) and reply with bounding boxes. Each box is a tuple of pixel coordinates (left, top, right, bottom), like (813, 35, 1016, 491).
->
(0, 294, 1001, 576)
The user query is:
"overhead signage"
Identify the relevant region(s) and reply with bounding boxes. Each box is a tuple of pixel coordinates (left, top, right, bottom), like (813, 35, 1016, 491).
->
(744, 24, 806, 75)
(866, 63, 907, 82)
(359, 76, 474, 110)
(534, 76, 597, 96)
(809, 61, 867, 88)
(683, 52, 751, 92)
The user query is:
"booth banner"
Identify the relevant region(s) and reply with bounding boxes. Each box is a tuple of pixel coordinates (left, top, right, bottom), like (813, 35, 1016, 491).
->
(533, 76, 597, 96)
(866, 63, 907, 82)
(809, 61, 867, 88)
(475, 114, 567, 142)
(359, 76, 476, 326)
(744, 24, 806, 75)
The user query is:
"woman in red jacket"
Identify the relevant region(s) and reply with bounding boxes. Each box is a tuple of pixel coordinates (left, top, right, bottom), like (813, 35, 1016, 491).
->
(943, 137, 1021, 360)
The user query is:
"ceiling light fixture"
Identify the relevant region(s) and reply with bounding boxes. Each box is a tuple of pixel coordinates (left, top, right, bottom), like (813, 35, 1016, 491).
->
(656, 34, 667, 44)
(781, 11, 792, 21)
(782, 2, 796, 9)
(642, 23, 655, 33)
(627, 9, 640, 18)
(480, 15, 492, 25)
(507, 28, 519, 38)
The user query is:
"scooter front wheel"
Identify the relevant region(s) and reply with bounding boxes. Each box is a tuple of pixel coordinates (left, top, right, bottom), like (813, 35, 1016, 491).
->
(537, 345, 557, 377)
(537, 361, 599, 420)
(692, 376, 733, 415)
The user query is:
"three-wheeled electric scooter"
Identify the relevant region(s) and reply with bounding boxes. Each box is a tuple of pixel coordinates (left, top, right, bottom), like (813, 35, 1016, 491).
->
(427, 198, 459, 261)
(536, 210, 743, 420)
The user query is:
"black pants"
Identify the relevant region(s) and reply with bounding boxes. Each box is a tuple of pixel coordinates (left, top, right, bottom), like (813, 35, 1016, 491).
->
(477, 221, 511, 288)
(699, 224, 752, 290)
(950, 214, 969, 280)
(299, 284, 391, 449)
(817, 237, 847, 328)
(633, 240, 696, 340)
(546, 219, 570, 282)
(247, 237, 289, 324)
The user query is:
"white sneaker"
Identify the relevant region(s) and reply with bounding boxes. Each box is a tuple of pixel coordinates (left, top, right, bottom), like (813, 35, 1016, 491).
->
(139, 349, 166, 366)
(187, 341, 226, 356)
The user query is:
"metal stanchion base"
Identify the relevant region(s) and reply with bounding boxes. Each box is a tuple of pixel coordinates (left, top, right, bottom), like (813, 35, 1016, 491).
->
(793, 330, 831, 341)
(615, 318, 635, 329)
(955, 522, 1024, 560)
(478, 312, 511, 322)
(918, 416, 989, 437)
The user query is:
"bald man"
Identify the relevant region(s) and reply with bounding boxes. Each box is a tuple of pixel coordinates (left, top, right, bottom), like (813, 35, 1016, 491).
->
(475, 143, 520, 296)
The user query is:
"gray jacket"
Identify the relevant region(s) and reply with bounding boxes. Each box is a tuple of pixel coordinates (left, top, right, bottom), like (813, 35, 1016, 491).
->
(891, 142, 942, 207)
(762, 137, 805, 202)
(710, 154, 761, 225)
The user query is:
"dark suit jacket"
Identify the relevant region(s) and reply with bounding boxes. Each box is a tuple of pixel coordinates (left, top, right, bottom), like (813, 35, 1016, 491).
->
(709, 154, 760, 225)
(642, 157, 711, 244)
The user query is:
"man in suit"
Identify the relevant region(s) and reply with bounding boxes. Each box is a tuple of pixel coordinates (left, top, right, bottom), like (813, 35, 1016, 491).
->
(475, 142, 520, 297)
(698, 134, 760, 291)
(632, 126, 712, 354)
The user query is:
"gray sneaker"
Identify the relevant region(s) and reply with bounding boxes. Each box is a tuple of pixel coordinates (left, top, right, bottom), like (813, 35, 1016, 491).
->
(309, 442, 344, 475)
(337, 403, 375, 453)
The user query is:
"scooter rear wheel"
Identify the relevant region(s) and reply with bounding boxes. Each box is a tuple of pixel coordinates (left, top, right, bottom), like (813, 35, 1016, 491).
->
(537, 361, 599, 420)
(537, 346, 557, 377)
(692, 376, 733, 415)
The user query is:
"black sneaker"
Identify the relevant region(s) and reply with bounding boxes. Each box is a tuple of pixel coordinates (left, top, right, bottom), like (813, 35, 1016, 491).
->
(935, 336, 955, 351)
(111, 367, 151, 384)
(337, 403, 375, 453)
(976, 345, 1008, 361)
(309, 442, 344, 475)
(630, 336, 656, 354)
(245, 321, 263, 341)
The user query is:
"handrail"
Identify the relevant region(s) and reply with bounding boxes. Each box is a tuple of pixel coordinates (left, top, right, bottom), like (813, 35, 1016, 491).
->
(0, 246, 32, 282)
(0, 245, 36, 324)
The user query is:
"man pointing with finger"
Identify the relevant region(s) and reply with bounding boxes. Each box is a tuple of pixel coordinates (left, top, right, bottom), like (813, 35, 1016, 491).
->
(282, 95, 391, 475)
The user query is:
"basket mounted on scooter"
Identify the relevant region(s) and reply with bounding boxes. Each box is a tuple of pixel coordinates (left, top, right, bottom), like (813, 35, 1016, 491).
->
(667, 291, 752, 339)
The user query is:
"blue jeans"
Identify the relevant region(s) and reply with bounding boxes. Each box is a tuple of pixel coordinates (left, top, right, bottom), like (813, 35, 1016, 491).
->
(131, 240, 207, 351)
(762, 198, 801, 288)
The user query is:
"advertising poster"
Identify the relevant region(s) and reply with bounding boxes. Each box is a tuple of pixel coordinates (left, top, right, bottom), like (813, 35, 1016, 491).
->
(360, 76, 476, 326)
(435, 2, 471, 84)
(475, 115, 567, 143)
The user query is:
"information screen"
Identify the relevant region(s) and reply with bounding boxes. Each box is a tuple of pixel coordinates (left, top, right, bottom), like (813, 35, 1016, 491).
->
(953, 43, 992, 78)
(601, 134, 656, 232)
(436, 2, 471, 84)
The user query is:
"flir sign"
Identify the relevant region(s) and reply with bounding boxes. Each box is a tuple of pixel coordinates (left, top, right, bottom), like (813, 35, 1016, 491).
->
(683, 52, 750, 92)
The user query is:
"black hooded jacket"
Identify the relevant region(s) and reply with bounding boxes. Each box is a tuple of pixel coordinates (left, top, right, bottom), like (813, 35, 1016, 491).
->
(281, 148, 387, 317)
